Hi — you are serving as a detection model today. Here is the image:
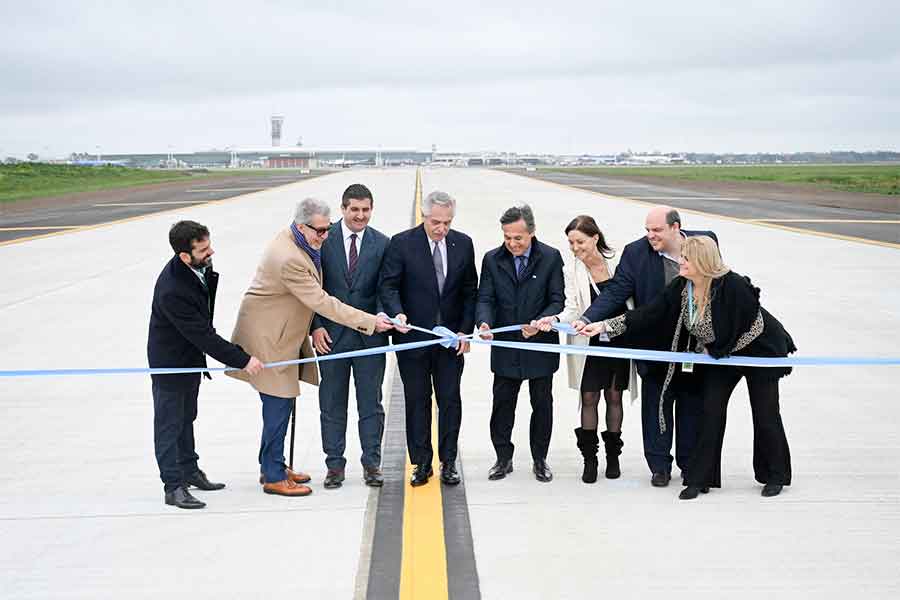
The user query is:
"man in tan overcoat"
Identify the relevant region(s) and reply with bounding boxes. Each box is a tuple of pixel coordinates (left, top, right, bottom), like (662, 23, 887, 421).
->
(229, 197, 393, 497)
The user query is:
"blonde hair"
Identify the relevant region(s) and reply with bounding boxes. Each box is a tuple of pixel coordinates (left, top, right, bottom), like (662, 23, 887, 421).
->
(681, 236, 729, 318)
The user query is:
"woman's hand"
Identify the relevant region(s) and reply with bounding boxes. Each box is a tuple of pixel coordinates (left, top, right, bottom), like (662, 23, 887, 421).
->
(531, 316, 557, 332)
(580, 321, 607, 337)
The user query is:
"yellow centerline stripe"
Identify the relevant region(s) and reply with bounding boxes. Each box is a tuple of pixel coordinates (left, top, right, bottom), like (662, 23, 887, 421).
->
(511, 171, 900, 250)
(399, 168, 449, 600)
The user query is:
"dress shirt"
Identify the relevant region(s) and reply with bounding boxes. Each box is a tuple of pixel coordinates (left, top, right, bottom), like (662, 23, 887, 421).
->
(341, 220, 365, 269)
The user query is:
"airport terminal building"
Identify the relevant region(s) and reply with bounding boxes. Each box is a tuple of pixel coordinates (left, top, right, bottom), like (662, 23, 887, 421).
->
(101, 147, 434, 169)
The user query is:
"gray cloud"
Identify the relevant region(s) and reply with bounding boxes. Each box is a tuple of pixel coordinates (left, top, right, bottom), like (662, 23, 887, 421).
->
(1, 0, 899, 156)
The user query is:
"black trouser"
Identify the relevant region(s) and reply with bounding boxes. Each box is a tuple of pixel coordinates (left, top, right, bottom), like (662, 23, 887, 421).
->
(397, 346, 464, 466)
(686, 365, 792, 488)
(490, 374, 553, 462)
(640, 372, 703, 476)
(152, 380, 200, 493)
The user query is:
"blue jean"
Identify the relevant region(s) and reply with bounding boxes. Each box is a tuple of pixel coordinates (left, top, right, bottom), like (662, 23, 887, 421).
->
(258, 392, 295, 484)
(318, 344, 386, 471)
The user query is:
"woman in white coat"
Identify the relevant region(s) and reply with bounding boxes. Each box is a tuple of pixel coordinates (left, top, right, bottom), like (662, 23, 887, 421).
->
(535, 216, 636, 483)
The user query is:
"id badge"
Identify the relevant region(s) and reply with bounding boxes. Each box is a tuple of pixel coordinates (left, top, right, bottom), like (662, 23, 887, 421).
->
(681, 361, 694, 374)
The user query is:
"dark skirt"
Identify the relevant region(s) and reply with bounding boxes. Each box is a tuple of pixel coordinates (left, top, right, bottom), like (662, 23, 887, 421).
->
(580, 278, 630, 392)
(581, 354, 630, 392)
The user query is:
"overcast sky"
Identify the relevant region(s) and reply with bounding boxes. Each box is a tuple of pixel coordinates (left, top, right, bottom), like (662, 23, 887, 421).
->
(1, 0, 898, 158)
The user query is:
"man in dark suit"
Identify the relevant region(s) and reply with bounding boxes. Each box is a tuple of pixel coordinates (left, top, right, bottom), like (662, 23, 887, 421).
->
(476, 205, 565, 482)
(379, 190, 478, 487)
(574, 206, 718, 487)
(148, 220, 263, 509)
(311, 184, 390, 489)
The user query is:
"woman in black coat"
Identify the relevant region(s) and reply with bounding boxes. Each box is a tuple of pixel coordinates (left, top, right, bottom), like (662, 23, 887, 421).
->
(583, 235, 795, 500)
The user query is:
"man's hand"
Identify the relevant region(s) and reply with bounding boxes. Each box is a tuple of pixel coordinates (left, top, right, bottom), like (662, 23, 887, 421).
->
(244, 356, 264, 376)
(521, 324, 539, 338)
(456, 333, 470, 355)
(531, 316, 557, 332)
(374, 314, 394, 333)
(580, 321, 607, 337)
(392, 313, 410, 334)
(571, 319, 587, 333)
(312, 327, 332, 354)
(478, 322, 494, 341)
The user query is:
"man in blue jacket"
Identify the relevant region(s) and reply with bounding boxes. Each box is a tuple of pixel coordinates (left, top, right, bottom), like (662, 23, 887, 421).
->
(311, 184, 390, 489)
(573, 206, 718, 487)
(148, 221, 263, 509)
(476, 205, 565, 482)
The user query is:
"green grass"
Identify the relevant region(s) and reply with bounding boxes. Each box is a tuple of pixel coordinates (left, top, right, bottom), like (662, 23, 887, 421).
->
(543, 165, 900, 195)
(0, 163, 218, 203)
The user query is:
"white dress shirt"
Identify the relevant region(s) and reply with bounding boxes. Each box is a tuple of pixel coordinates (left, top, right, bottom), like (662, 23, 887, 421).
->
(428, 236, 448, 278)
(341, 219, 365, 269)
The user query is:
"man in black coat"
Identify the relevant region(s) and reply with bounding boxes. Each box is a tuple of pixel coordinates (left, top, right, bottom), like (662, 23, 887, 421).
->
(148, 221, 262, 509)
(311, 184, 390, 489)
(476, 205, 565, 482)
(575, 206, 718, 487)
(379, 190, 478, 487)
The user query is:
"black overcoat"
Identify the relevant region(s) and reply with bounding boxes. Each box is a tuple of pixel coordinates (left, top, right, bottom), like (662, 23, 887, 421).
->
(475, 239, 565, 380)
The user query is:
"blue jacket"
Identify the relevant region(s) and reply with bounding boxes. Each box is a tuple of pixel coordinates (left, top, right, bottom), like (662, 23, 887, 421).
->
(379, 224, 478, 344)
(147, 256, 250, 390)
(475, 239, 565, 379)
(312, 221, 389, 349)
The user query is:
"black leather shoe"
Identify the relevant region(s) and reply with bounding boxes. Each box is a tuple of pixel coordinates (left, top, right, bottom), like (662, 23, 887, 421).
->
(651, 472, 671, 487)
(165, 486, 206, 509)
(533, 459, 553, 483)
(185, 469, 225, 491)
(488, 459, 514, 480)
(363, 466, 384, 487)
(324, 469, 345, 489)
(761, 483, 783, 497)
(410, 464, 433, 487)
(678, 485, 711, 500)
(440, 463, 461, 485)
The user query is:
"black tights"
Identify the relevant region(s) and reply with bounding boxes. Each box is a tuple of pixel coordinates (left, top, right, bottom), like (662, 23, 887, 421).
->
(580, 388, 623, 432)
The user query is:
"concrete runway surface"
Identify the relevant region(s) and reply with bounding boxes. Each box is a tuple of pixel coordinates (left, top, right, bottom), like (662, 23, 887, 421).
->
(1, 168, 898, 599)
(514, 169, 900, 246)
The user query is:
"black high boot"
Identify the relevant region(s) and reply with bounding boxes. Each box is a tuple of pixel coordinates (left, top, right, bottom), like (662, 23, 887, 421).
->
(601, 431, 624, 479)
(575, 428, 600, 483)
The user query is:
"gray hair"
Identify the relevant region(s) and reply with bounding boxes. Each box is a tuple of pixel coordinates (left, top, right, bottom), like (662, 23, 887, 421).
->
(499, 204, 536, 233)
(294, 197, 331, 225)
(422, 190, 456, 217)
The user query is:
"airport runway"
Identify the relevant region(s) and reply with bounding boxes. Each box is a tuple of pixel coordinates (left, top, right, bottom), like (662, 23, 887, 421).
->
(512, 169, 900, 246)
(1, 168, 899, 599)
(0, 171, 326, 245)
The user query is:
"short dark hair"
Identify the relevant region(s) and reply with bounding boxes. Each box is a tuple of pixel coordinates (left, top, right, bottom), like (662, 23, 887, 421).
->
(564, 215, 615, 259)
(499, 204, 535, 233)
(169, 220, 209, 255)
(666, 209, 682, 227)
(341, 183, 373, 208)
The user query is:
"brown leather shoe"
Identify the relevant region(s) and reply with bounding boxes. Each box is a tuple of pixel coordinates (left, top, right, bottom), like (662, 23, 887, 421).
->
(287, 468, 311, 484)
(263, 479, 312, 497)
(259, 468, 311, 485)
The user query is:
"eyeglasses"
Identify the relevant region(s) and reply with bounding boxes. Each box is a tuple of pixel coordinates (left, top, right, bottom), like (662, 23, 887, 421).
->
(303, 224, 330, 237)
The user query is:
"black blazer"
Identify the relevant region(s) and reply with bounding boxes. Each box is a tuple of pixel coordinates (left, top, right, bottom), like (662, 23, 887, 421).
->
(379, 225, 478, 344)
(312, 221, 389, 349)
(582, 229, 718, 379)
(475, 239, 565, 379)
(620, 271, 797, 379)
(147, 256, 250, 390)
